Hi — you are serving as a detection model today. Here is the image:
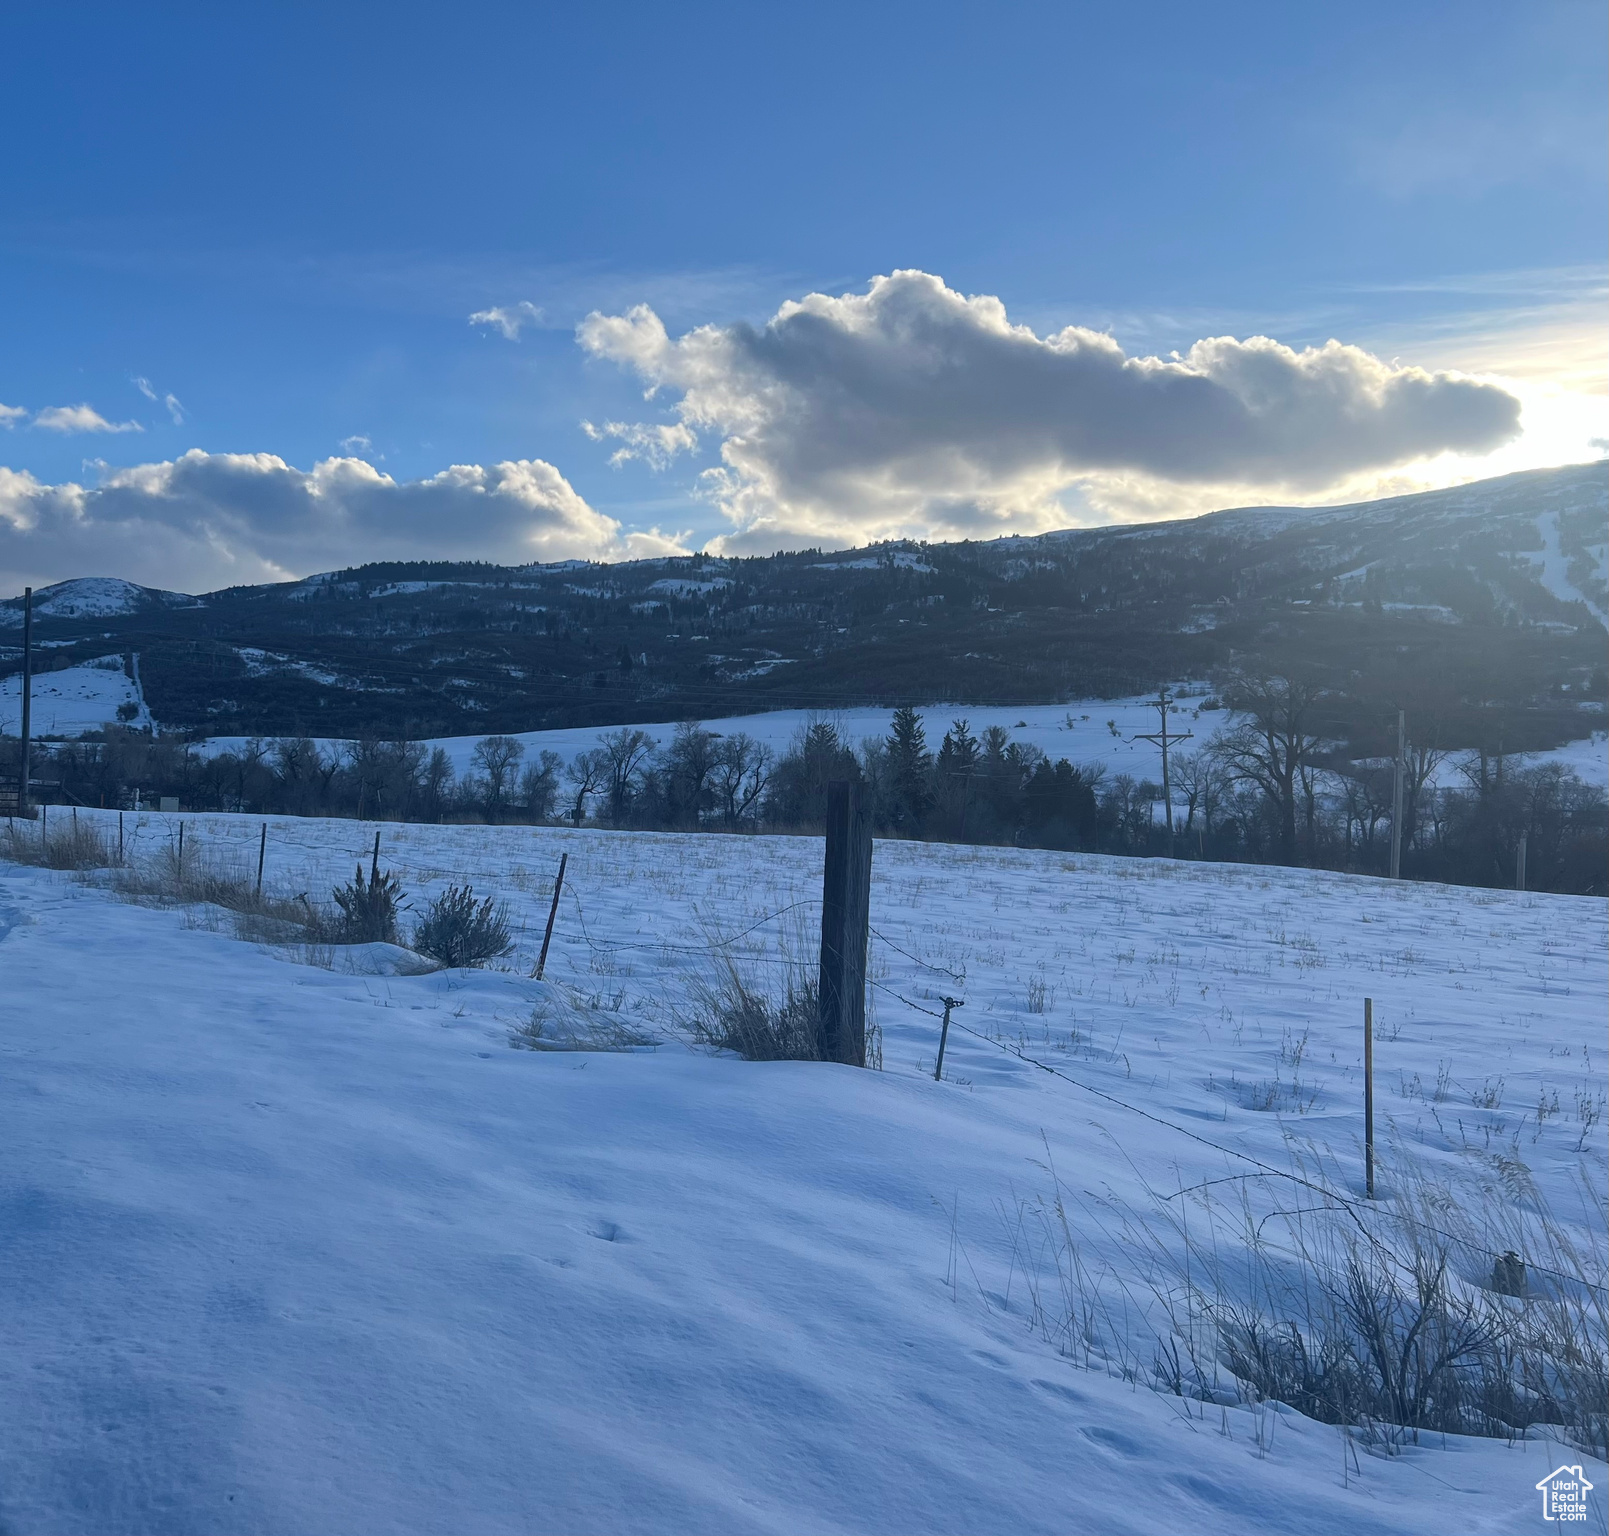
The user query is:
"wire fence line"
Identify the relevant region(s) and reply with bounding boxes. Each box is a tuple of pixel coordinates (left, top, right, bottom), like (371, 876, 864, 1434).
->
(867, 987, 1604, 1295)
(33, 808, 1600, 1290)
(869, 925, 967, 983)
(562, 888, 817, 964)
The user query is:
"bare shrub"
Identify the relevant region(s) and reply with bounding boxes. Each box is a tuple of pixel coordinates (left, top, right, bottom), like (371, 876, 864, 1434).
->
(686, 956, 822, 1061)
(1007, 1148, 1608, 1458)
(331, 865, 403, 944)
(510, 999, 657, 1052)
(412, 883, 512, 967)
(1, 816, 118, 870)
(96, 843, 328, 950)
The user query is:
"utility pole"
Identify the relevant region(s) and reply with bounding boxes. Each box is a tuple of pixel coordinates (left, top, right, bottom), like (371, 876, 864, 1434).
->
(1389, 710, 1406, 880)
(1132, 688, 1193, 857)
(1364, 997, 1375, 1198)
(18, 586, 32, 818)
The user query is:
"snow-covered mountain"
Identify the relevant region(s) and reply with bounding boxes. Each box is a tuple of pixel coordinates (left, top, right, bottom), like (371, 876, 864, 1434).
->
(0, 575, 198, 627)
(2, 463, 1604, 745)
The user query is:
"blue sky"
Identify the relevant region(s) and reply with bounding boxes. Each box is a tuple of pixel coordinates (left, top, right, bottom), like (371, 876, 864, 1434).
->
(0, 1, 1603, 593)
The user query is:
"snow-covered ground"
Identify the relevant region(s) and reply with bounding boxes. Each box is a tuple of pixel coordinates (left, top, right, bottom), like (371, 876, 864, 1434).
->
(2, 812, 1604, 1533)
(385, 692, 1226, 781)
(197, 693, 1226, 780)
(9, 670, 1606, 798)
(0, 654, 152, 736)
(204, 691, 1609, 796)
(1524, 511, 1609, 628)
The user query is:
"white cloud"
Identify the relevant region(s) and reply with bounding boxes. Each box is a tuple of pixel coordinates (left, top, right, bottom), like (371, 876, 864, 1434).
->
(32, 404, 144, 435)
(0, 449, 689, 595)
(339, 434, 375, 456)
(0, 404, 25, 429)
(135, 377, 188, 426)
(581, 418, 699, 469)
(578, 269, 1524, 552)
(469, 300, 544, 340)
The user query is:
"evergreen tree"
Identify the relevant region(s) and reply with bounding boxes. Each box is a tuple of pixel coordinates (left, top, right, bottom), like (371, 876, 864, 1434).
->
(886, 707, 934, 833)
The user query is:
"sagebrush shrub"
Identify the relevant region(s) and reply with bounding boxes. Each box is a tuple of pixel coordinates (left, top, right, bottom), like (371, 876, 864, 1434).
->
(413, 884, 512, 967)
(331, 865, 403, 944)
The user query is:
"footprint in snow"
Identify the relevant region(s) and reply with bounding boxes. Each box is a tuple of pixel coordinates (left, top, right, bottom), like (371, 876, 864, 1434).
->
(590, 1221, 626, 1243)
(1080, 1425, 1144, 1457)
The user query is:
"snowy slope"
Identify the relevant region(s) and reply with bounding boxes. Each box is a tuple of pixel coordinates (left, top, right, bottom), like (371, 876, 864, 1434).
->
(203, 690, 1232, 781)
(1, 817, 1604, 1534)
(198, 690, 1609, 796)
(0, 654, 152, 735)
(0, 576, 196, 626)
(1524, 511, 1609, 627)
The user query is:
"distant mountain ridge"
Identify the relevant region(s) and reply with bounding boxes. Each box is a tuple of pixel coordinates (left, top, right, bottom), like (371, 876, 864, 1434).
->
(2, 461, 1605, 755)
(0, 575, 199, 626)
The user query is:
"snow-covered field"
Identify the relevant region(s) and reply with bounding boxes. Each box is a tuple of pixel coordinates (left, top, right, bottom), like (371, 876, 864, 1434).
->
(1, 811, 1604, 1533)
(199, 692, 1228, 781)
(176, 693, 1609, 793)
(10, 667, 1605, 795)
(0, 655, 152, 736)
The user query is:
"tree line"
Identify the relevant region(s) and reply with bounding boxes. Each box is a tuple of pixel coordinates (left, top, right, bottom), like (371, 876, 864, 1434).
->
(4, 674, 1603, 894)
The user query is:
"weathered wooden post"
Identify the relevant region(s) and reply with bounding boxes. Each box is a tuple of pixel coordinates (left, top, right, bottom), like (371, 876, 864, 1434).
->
(817, 779, 873, 1066)
(1515, 833, 1527, 892)
(256, 822, 268, 896)
(534, 851, 568, 980)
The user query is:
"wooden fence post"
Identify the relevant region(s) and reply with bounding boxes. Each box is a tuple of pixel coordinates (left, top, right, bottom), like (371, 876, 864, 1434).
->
(534, 852, 568, 980)
(256, 823, 268, 896)
(817, 779, 873, 1066)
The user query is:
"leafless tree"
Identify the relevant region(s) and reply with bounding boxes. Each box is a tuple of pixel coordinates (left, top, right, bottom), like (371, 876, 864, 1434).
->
(598, 727, 657, 822)
(564, 748, 607, 824)
(711, 733, 772, 826)
(519, 750, 563, 821)
(470, 735, 525, 823)
(666, 722, 718, 824)
(1213, 674, 1327, 862)
(1171, 748, 1229, 845)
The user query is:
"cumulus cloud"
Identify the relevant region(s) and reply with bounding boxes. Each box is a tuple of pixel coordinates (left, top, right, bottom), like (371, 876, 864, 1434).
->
(578, 269, 1524, 551)
(0, 450, 687, 596)
(32, 403, 144, 435)
(470, 300, 544, 340)
(0, 404, 25, 429)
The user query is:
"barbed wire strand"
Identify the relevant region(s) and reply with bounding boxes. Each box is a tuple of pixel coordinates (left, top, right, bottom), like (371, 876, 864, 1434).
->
(874, 980, 1605, 1295)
